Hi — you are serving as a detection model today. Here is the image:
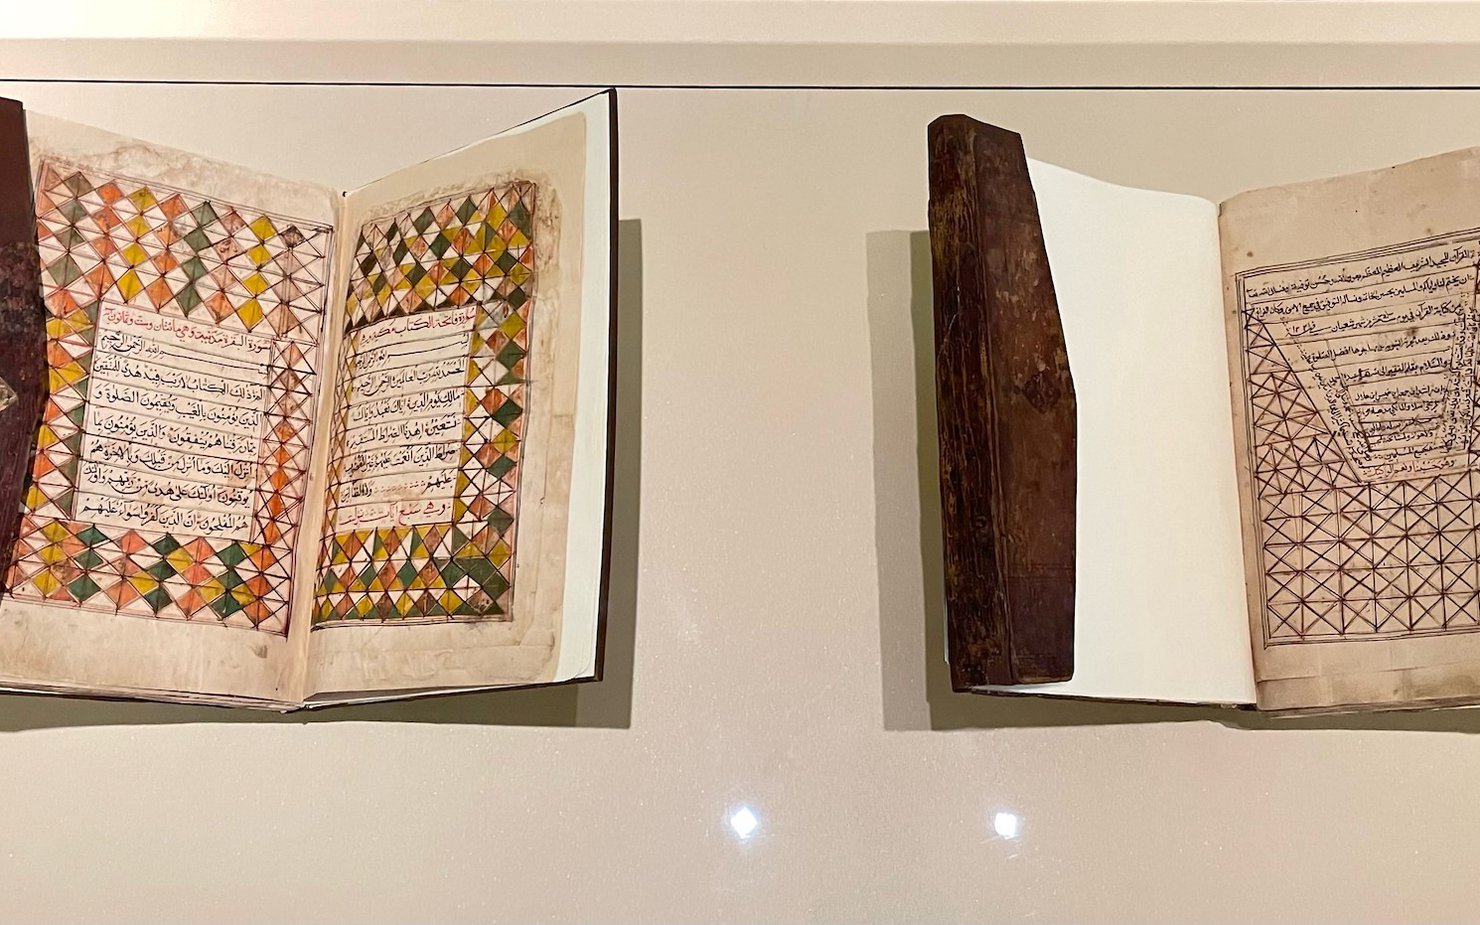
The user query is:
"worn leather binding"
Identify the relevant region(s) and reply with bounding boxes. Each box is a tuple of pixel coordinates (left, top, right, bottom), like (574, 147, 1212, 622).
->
(0, 98, 46, 595)
(927, 115, 1077, 689)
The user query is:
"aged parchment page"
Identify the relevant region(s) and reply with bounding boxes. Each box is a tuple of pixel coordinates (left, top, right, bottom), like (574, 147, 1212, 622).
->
(1222, 148, 1480, 712)
(0, 115, 338, 706)
(301, 97, 609, 699)
(982, 160, 1256, 705)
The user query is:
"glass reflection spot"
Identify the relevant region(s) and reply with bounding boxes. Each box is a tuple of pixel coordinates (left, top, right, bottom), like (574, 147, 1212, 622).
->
(728, 806, 759, 840)
(992, 811, 1021, 840)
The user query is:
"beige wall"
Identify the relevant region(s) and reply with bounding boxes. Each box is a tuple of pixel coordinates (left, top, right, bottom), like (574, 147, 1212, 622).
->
(4, 69, 1480, 924)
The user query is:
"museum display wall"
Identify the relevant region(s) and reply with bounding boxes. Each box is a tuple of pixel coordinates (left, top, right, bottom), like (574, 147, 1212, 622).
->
(4, 78, 1480, 923)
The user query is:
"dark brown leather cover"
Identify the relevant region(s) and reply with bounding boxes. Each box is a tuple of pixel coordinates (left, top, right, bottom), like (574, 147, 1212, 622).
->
(927, 115, 1077, 689)
(0, 99, 46, 594)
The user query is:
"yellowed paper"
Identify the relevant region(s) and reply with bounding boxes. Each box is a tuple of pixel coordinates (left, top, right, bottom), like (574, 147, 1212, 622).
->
(0, 114, 339, 707)
(0, 97, 609, 709)
(1221, 147, 1480, 711)
(301, 107, 592, 699)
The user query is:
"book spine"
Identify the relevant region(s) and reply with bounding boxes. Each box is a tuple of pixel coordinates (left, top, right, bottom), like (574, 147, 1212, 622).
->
(0, 99, 47, 595)
(927, 115, 1077, 688)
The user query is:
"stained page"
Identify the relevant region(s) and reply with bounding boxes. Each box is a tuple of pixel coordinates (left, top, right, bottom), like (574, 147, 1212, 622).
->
(1222, 148, 1480, 712)
(303, 94, 611, 699)
(0, 115, 336, 705)
(980, 160, 1255, 705)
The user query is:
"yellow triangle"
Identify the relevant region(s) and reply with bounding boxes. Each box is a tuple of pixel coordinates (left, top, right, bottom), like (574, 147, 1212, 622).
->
(237, 299, 264, 329)
(249, 215, 277, 240)
(121, 240, 148, 264)
(116, 269, 143, 301)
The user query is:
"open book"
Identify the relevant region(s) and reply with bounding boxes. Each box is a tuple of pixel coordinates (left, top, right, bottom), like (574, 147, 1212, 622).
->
(931, 116, 1480, 714)
(0, 92, 616, 709)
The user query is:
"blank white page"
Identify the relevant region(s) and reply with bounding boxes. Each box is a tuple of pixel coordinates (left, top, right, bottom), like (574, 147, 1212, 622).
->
(980, 160, 1256, 705)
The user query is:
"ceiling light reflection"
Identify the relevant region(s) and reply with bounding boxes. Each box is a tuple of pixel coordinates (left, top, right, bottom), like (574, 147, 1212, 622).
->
(992, 810, 1021, 840)
(728, 805, 759, 840)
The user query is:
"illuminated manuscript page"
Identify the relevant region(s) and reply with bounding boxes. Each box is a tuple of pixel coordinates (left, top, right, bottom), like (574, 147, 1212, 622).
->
(0, 115, 337, 706)
(301, 103, 597, 700)
(1222, 148, 1480, 712)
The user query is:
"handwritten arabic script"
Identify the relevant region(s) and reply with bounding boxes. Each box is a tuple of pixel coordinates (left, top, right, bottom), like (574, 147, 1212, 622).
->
(330, 305, 475, 529)
(1244, 238, 1480, 481)
(76, 304, 272, 539)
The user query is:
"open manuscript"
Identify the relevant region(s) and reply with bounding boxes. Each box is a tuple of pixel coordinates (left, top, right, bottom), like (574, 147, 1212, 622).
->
(0, 92, 616, 709)
(934, 117, 1480, 713)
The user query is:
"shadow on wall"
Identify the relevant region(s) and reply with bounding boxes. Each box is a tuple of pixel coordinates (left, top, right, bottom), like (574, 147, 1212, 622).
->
(0, 218, 645, 732)
(866, 228, 1480, 734)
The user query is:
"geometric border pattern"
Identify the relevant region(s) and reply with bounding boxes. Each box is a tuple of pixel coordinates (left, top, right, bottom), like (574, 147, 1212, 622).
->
(312, 182, 537, 627)
(1237, 230, 1480, 645)
(4, 161, 332, 635)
